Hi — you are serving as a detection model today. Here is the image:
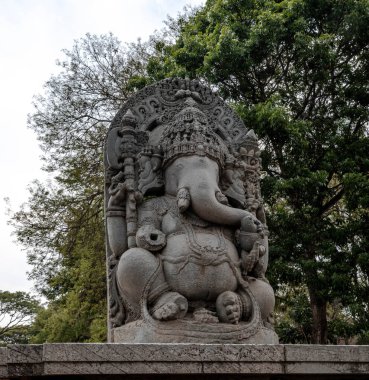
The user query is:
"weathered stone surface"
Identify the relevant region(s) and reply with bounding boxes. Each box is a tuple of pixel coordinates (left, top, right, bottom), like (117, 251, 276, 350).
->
(285, 344, 369, 362)
(105, 78, 277, 343)
(7, 345, 42, 363)
(113, 322, 279, 344)
(42, 343, 284, 363)
(285, 344, 369, 375)
(1, 343, 369, 379)
(43, 362, 202, 376)
(286, 362, 369, 374)
(0, 347, 7, 378)
(202, 362, 283, 374)
(6, 345, 43, 377)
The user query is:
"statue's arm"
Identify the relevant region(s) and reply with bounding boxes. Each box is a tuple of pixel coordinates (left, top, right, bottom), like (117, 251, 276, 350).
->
(106, 182, 128, 257)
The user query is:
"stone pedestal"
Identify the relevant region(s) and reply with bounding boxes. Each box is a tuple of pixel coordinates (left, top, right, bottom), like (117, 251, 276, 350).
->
(113, 321, 279, 344)
(1, 344, 369, 379)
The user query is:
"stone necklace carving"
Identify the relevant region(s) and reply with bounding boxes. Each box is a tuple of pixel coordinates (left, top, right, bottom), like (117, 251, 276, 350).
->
(161, 197, 234, 270)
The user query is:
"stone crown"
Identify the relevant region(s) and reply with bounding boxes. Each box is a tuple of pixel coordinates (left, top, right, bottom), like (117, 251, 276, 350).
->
(161, 98, 227, 168)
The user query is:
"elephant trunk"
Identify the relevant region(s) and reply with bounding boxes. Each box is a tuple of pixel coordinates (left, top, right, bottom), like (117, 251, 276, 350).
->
(190, 186, 250, 226)
(178, 175, 253, 227)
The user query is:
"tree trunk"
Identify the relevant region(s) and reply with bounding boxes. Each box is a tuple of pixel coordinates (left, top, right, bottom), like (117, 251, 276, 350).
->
(308, 287, 328, 344)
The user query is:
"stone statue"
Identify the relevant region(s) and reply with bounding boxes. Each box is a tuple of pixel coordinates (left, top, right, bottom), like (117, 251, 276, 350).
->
(105, 78, 278, 343)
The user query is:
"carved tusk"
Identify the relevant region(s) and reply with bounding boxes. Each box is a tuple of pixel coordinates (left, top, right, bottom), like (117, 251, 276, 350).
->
(177, 187, 191, 213)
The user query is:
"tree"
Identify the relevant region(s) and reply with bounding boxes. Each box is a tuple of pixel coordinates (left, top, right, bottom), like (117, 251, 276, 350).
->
(10, 33, 158, 342)
(153, 0, 369, 343)
(0, 291, 40, 345)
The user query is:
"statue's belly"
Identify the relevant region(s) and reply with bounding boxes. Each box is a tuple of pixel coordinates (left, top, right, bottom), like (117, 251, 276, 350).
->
(161, 233, 240, 301)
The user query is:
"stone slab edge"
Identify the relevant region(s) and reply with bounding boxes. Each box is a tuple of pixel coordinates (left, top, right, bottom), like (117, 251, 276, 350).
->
(0, 344, 368, 377)
(6, 345, 43, 378)
(285, 344, 369, 375)
(0, 347, 7, 378)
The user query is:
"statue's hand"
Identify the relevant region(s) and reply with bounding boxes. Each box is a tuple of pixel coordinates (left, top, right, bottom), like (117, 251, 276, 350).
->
(237, 214, 263, 252)
(136, 225, 166, 251)
(241, 241, 266, 276)
(108, 182, 129, 210)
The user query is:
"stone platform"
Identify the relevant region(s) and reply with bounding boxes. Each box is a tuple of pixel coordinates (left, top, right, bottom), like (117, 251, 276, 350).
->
(1, 344, 369, 379)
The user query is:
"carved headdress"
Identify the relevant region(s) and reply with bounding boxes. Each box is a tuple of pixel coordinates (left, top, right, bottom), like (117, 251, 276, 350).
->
(161, 98, 227, 169)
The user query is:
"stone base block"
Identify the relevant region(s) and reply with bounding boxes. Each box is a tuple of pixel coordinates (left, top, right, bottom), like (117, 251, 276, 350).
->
(0, 344, 369, 379)
(113, 320, 279, 344)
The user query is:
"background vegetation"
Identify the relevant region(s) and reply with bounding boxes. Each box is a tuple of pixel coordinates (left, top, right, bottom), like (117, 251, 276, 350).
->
(7, 0, 369, 344)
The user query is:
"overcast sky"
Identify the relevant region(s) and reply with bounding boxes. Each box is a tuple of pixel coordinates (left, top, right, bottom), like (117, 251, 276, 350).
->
(0, 0, 204, 294)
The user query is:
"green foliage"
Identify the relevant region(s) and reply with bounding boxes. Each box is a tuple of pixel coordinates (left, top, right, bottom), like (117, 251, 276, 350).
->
(29, 220, 107, 343)
(10, 33, 156, 342)
(275, 286, 360, 344)
(160, 0, 369, 343)
(275, 286, 313, 343)
(0, 291, 41, 345)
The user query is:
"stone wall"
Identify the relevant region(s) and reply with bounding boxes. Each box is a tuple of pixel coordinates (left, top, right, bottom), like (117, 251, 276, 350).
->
(0, 344, 369, 379)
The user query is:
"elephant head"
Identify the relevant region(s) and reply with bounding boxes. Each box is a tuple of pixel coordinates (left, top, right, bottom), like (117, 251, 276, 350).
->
(160, 98, 262, 231)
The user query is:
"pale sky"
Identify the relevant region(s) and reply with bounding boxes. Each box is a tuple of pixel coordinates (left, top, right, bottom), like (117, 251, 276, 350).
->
(0, 0, 204, 294)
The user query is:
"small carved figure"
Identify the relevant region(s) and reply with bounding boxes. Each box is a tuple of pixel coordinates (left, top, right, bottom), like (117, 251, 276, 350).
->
(105, 78, 278, 343)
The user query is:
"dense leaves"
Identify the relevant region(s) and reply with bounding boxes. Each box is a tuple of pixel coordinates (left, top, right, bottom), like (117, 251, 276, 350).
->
(159, 0, 369, 343)
(0, 291, 40, 345)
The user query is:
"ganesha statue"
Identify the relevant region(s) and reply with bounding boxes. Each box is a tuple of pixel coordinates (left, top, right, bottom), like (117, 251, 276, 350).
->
(105, 78, 278, 343)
